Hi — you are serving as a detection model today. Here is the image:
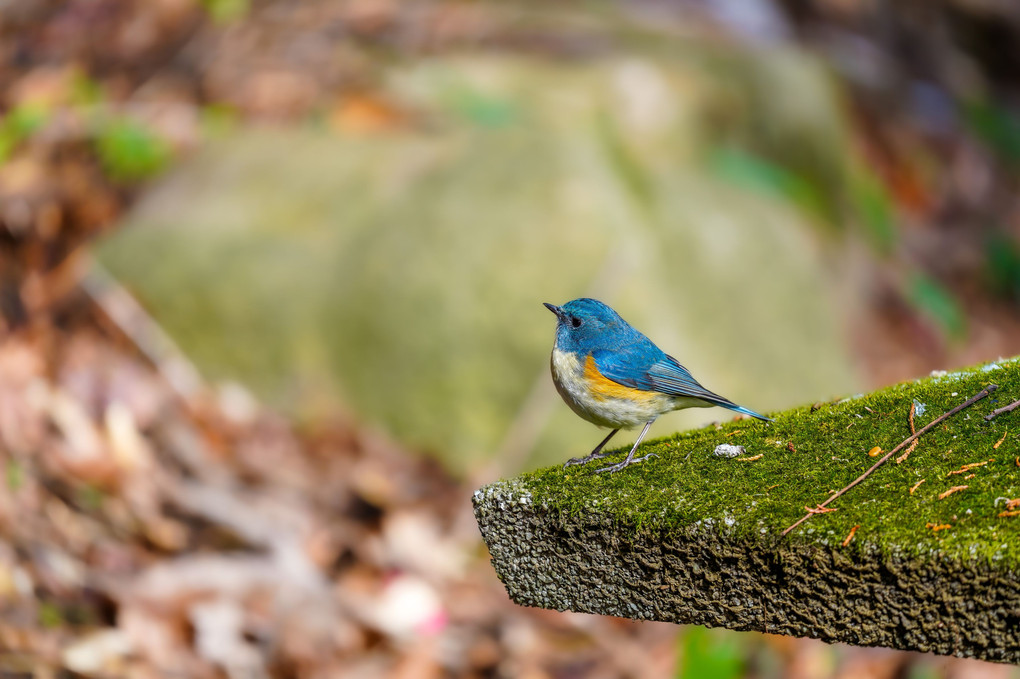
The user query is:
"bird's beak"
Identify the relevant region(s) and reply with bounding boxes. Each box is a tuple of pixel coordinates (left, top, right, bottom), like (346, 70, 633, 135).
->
(543, 302, 564, 319)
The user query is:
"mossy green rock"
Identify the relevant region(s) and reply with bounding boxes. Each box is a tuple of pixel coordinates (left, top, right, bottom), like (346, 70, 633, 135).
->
(474, 358, 1020, 662)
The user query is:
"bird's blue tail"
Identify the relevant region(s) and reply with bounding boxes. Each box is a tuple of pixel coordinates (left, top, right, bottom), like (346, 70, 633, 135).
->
(726, 403, 772, 422)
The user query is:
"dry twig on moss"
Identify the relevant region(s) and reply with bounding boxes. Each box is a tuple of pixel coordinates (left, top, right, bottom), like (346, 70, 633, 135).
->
(984, 398, 1020, 421)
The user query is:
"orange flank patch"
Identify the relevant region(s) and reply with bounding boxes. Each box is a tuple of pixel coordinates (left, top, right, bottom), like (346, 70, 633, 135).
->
(584, 355, 657, 403)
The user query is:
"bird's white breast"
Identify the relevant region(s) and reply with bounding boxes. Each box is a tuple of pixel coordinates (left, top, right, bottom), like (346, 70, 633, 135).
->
(550, 348, 675, 429)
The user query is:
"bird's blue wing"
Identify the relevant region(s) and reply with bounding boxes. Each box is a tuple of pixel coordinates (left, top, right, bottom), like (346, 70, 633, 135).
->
(591, 348, 736, 406)
(645, 355, 739, 406)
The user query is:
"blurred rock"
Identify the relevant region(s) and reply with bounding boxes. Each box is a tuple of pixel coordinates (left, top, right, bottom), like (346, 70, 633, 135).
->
(98, 56, 859, 474)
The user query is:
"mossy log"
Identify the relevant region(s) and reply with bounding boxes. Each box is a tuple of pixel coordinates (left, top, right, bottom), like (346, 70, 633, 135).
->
(474, 359, 1020, 663)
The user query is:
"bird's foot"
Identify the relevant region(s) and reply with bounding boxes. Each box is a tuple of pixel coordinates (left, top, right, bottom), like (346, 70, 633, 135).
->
(563, 451, 612, 469)
(594, 453, 658, 474)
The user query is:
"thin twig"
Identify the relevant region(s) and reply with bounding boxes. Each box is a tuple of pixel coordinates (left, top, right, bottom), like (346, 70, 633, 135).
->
(984, 398, 1020, 421)
(782, 384, 998, 537)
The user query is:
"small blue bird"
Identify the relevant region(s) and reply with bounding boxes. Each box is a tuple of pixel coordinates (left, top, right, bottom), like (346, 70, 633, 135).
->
(544, 298, 770, 473)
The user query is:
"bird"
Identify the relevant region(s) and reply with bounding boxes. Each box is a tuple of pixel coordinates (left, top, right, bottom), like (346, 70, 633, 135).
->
(544, 298, 770, 473)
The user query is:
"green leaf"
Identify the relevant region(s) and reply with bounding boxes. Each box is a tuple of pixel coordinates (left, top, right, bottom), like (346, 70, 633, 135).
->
(906, 662, 943, 679)
(448, 89, 519, 127)
(985, 233, 1020, 301)
(76, 484, 105, 511)
(6, 103, 50, 138)
(964, 100, 1020, 167)
(95, 118, 172, 181)
(677, 626, 746, 679)
(708, 146, 829, 222)
(849, 169, 897, 255)
(6, 461, 22, 491)
(69, 71, 105, 106)
(907, 272, 966, 339)
(0, 131, 15, 164)
(0, 102, 52, 162)
(201, 0, 249, 23)
(38, 602, 63, 629)
(201, 103, 239, 139)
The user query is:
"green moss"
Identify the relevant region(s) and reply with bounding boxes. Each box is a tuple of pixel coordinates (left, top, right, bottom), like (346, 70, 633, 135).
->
(516, 357, 1020, 566)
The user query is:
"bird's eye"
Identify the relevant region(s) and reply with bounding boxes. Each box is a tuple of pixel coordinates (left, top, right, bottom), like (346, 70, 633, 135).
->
(570, 316, 583, 328)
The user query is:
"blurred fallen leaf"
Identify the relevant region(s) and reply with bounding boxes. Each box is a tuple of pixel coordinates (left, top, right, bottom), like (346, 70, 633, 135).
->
(330, 93, 408, 134)
(62, 629, 133, 675)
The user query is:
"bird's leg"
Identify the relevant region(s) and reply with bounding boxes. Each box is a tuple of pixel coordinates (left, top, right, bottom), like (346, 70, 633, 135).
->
(596, 420, 657, 473)
(563, 428, 620, 469)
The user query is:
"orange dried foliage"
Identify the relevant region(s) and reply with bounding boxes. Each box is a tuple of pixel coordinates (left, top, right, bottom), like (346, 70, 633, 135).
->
(947, 459, 993, 476)
(804, 505, 837, 515)
(938, 485, 968, 500)
(841, 525, 859, 547)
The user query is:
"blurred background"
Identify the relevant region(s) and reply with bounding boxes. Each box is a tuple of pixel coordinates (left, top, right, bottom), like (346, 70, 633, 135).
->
(2, 0, 1020, 677)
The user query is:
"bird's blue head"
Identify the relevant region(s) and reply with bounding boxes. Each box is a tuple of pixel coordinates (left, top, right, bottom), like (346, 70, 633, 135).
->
(543, 298, 632, 354)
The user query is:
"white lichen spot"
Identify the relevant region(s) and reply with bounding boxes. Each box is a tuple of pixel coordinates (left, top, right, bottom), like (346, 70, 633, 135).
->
(913, 400, 927, 416)
(713, 444, 745, 458)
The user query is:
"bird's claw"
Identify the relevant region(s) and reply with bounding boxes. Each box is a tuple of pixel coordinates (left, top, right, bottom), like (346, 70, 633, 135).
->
(563, 452, 610, 469)
(594, 452, 658, 474)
